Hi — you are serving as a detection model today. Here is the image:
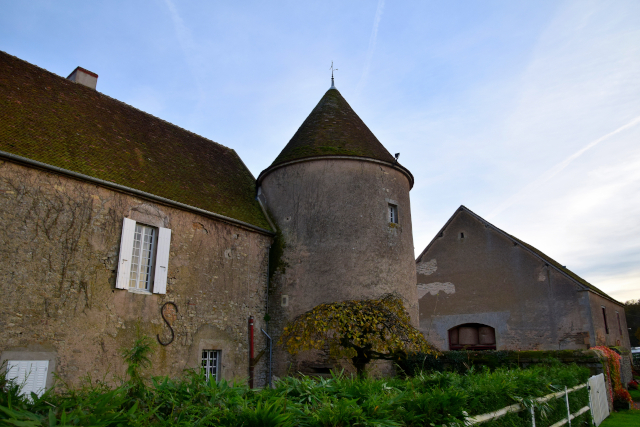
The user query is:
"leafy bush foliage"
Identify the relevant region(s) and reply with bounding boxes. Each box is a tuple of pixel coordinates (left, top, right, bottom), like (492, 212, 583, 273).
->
(280, 293, 439, 375)
(0, 343, 591, 427)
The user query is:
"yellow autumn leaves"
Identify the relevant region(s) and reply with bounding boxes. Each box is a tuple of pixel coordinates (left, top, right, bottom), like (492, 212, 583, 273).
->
(279, 294, 438, 363)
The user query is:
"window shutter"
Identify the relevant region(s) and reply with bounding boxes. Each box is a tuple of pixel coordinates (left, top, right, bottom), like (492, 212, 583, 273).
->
(7, 360, 49, 398)
(153, 227, 172, 294)
(116, 218, 136, 289)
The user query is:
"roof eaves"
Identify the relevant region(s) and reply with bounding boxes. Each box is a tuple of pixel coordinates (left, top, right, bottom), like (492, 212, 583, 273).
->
(0, 150, 275, 236)
(258, 155, 414, 188)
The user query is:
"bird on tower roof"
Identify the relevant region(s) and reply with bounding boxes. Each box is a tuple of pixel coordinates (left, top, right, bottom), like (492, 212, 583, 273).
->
(265, 66, 398, 171)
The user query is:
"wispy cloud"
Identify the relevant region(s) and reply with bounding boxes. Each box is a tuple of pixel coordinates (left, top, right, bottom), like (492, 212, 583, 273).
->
(356, 0, 385, 94)
(163, 0, 205, 99)
(487, 114, 640, 220)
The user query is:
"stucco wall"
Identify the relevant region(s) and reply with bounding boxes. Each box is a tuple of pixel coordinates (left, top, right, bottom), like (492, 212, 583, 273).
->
(259, 159, 417, 375)
(417, 209, 613, 351)
(0, 160, 271, 387)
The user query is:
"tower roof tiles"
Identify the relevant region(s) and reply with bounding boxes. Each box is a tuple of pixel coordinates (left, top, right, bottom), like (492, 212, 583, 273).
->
(271, 88, 396, 166)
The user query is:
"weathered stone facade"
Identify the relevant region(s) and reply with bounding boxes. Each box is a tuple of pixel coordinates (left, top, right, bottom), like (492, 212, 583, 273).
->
(259, 158, 417, 376)
(417, 206, 631, 352)
(0, 160, 271, 387)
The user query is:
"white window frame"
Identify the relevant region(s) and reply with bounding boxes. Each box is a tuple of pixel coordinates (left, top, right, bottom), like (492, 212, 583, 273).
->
(116, 218, 171, 294)
(388, 204, 398, 224)
(202, 350, 221, 381)
(6, 360, 49, 399)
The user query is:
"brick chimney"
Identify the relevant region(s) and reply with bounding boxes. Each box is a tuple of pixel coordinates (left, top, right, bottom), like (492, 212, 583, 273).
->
(66, 66, 98, 90)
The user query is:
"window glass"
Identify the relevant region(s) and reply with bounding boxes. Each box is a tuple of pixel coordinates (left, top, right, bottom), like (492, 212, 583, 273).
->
(388, 204, 398, 224)
(202, 350, 220, 381)
(129, 224, 156, 290)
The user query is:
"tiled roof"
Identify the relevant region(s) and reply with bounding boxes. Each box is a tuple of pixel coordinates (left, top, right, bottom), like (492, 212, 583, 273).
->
(418, 205, 619, 304)
(0, 51, 271, 231)
(269, 88, 396, 167)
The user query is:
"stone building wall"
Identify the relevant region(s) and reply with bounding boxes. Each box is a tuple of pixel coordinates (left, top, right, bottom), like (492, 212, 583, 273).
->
(588, 292, 631, 348)
(0, 160, 271, 388)
(416, 209, 629, 351)
(259, 158, 417, 376)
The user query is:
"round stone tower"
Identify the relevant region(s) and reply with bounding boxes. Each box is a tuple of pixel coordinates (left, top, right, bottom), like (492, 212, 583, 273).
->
(257, 85, 417, 375)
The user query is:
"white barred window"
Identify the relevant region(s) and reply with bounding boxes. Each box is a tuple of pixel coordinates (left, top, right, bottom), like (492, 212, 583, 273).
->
(130, 224, 156, 291)
(116, 218, 171, 294)
(202, 350, 220, 381)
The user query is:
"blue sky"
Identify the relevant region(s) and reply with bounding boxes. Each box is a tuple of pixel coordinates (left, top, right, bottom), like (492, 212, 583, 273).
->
(2, 0, 639, 302)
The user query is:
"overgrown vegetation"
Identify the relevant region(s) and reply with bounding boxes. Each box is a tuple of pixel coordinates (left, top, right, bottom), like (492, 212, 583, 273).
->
(398, 349, 601, 376)
(1, 341, 591, 427)
(280, 294, 438, 376)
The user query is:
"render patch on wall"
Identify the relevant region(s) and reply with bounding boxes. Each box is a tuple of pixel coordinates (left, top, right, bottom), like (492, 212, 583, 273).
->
(417, 259, 437, 276)
(417, 282, 455, 298)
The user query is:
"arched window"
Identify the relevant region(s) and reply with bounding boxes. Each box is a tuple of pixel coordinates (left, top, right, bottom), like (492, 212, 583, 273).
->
(448, 323, 496, 350)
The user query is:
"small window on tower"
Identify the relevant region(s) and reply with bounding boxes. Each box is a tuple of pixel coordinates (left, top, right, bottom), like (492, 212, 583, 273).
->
(388, 204, 398, 224)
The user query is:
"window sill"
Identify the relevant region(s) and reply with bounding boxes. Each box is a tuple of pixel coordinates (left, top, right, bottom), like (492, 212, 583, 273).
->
(127, 288, 153, 295)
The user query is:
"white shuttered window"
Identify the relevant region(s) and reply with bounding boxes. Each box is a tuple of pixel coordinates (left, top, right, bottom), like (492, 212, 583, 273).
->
(6, 360, 49, 398)
(115, 218, 171, 294)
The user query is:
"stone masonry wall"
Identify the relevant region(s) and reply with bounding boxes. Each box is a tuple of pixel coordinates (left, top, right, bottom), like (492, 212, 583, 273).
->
(417, 210, 601, 351)
(0, 160, 271, 388)
(260, 159, 417, 377)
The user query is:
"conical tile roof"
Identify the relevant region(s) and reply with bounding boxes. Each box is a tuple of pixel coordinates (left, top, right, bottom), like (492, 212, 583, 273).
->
(269, 88, 396, 167)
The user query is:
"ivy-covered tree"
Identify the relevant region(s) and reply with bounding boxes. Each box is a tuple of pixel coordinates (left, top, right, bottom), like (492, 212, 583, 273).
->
(279, 294, 439, 376)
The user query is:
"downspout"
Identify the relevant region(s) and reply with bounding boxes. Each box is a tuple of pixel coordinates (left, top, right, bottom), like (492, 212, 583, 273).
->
(249, 316, 254, 388)
(265, 245, 272, 387)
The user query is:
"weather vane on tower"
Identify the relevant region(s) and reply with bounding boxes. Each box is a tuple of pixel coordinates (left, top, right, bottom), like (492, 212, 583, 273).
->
(330, 61, 337, 89)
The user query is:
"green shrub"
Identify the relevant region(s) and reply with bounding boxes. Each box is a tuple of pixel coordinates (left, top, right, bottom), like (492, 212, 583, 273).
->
(0, 340, 592, 426)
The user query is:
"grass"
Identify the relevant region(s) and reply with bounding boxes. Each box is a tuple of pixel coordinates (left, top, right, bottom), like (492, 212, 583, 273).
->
(600, 409, 640, 427)
(629, 388, 640, 401)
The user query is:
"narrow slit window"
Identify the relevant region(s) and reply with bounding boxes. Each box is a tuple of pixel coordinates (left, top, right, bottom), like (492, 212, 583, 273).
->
(388, 204, 398, 224)
(129, 224, 157, 291)
(616, 312, 622, 335)
(602, 306, 609, 334)
(202, 350, 220, 381)
(460, 232, 465, 239)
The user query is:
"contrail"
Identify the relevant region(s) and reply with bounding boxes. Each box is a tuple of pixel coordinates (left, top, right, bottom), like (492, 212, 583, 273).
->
(487, 114, 640, 219)
(163, 0, 205, 99)
(356, 0, 385, 94)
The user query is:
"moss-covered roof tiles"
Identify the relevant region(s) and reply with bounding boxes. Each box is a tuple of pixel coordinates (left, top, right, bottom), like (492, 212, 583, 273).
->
(270, 88, 396, 167)
(0, 51, 271, 231)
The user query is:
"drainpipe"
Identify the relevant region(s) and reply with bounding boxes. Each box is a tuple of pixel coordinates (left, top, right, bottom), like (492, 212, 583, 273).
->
(266, 245, 270, 334)
(249, 316, 254, 388)
(265, 245, 273, 387)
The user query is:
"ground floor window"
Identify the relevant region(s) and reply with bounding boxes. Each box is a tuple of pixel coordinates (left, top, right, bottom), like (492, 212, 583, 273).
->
(449, 323, 496, 350)
(202, 350, 220, 381)
(6, 360, 49, 398)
